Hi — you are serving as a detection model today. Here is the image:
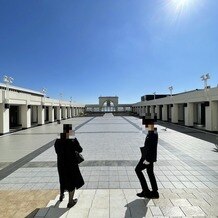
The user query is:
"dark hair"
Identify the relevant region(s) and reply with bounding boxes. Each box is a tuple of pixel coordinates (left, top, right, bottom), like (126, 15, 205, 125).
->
(142, 113, 157, 125)
(63, 124, 72, 133)
(60, 133, 67, 139)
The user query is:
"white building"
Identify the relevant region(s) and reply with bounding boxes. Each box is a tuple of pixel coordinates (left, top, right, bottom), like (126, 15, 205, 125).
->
(132, 87, 218, 132)
(0, 83, 85, 135)
(1, 83, 218, 135)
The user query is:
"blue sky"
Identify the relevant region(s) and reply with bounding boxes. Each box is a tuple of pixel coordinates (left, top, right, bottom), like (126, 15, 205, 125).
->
(0, 0, 218, 104)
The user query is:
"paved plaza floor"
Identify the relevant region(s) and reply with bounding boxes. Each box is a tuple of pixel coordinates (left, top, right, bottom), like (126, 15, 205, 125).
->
(0, 114, 218, 217)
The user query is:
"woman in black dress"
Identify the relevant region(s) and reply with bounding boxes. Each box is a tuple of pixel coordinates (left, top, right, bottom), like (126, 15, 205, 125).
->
(54, 124, 84, 208)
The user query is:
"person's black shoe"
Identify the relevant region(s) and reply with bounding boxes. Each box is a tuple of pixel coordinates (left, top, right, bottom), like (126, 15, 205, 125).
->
(67, 199, 78, 208)
(150, 191, 159, 199)
(59, 193, 65, 202)
(136, 190, 151, 198)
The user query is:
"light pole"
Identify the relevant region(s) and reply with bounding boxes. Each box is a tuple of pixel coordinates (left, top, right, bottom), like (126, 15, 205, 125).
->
(3, 75, 14, 103)
(201, 73, 210, 89)
(153, 92, 156, 100)
(169, 86, 173, 97)
(41, 88, 47, 105)
(42, 88, 47, 96)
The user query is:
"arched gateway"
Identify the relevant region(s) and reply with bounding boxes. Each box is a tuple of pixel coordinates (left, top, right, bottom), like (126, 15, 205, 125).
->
(85, 96, 132, 113)
(99, 96, 118, 112)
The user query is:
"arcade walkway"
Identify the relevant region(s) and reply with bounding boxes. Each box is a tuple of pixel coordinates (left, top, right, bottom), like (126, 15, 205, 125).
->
(0, 114, 217, 217)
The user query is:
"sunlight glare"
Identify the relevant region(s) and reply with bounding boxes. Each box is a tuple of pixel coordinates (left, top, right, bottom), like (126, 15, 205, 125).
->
(172, 0, 189, 13)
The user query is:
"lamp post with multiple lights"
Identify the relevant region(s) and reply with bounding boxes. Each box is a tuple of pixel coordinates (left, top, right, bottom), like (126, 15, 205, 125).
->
(153, 92, 156, 100)
(201, 73, 210, 89)
(169, 86, 173, 97)
(3, 75, 14, 104)
(41, 88, 47, 105)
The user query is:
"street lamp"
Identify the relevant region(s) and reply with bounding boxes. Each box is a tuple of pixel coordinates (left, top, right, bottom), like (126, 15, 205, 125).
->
(41, 88, 47, 105)
(168, 86, 173, 96)
(41, 88, 47, 96)
(201, 73, 210, 89)
(3, 75, 14, 103)
(153, 92, 156, 100)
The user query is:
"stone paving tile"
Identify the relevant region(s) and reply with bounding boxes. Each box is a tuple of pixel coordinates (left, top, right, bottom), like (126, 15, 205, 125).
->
(161, 192, 180, 199)
(161, 181, 175, 189)
(180, 206, 206, 216)
(171, 181, 186, 188)
(170, 199, 192, 206)
(201, 205, 218, 216)
(182, 181, 197, 188)
(149, 206, 163, 216)
(177, 192, 197, 199)
(187, 198, 211, 207)
(153, 199, 174, 207)
(160, 206, 185, 216)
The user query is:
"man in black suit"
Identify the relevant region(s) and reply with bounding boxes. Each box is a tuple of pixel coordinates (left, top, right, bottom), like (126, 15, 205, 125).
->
(135, 115, 159, 199)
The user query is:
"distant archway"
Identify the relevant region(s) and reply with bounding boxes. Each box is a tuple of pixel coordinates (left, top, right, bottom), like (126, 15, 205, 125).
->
(102, 100, 115, 112)
(99, 96, 118, 112)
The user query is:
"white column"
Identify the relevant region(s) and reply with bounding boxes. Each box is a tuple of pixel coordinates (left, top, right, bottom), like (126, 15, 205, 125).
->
(150, 105, 155, 115)
(61, 107, 64, 119)
(63, 107, 67, 119)
(185, 103, 194, 126)
(21, 105, 31, 128)
(162, 105, 168, 121)
(156, 105, 160, 119)
(49, 106, 54, 123)
(69, 107, 72, 117)
(148, 106, 151, 114)
(38, 105, 45, 125)
(137, 107, 140, 115)
(145, 106, 148, 114)
(171, 104, 179, 123)
(72, 107, 75, 117)
(69, 107, 72, 118)
(66, 107, 69, 118)
(0, 103, 10, 134)
(206, 101, 218, 131)
(57, 106, 61, 121)
(75, 108, 78, 116)
(139, 107, 142, 116)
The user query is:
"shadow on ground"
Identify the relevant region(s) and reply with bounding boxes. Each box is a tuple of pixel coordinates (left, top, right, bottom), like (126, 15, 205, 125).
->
(25, 201, 68, 218)
(125, 199, 150, 218)
(212, 145, 218, 152)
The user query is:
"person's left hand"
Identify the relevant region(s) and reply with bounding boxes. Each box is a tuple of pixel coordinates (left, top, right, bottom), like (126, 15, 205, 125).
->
(143, 160, 150, 165)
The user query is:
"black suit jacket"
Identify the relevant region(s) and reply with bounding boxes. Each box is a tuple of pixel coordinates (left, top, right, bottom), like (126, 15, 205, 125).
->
(140, 131, 158, 162)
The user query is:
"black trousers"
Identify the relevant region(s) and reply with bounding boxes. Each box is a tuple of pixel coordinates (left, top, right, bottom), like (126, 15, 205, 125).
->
(135, 158, 158, 192)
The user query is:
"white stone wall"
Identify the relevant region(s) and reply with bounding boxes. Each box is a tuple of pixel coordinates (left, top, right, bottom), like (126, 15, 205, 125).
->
(0, 88, 85, 134)
(133, 87, 218, 131)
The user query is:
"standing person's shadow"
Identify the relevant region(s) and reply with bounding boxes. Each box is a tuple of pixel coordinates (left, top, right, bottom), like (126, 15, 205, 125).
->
(125, 198, 150, 218)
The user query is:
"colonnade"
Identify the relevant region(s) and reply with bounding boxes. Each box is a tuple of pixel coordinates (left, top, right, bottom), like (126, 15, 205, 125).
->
(0, 88, 85, 135)
(132, 98, 218, 132)
(85, 105, 132, 112)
